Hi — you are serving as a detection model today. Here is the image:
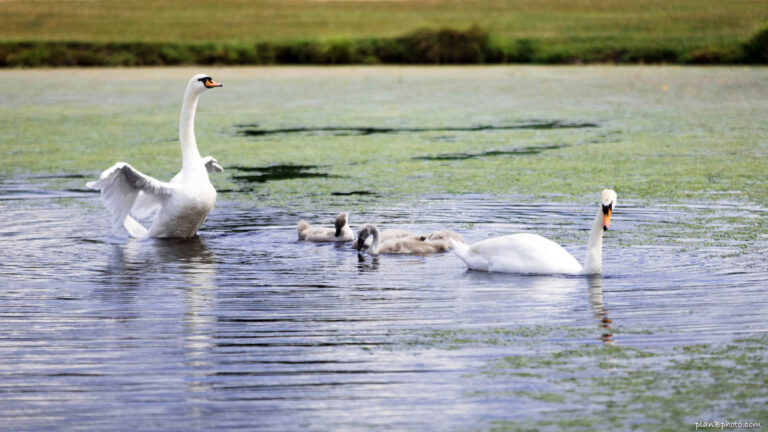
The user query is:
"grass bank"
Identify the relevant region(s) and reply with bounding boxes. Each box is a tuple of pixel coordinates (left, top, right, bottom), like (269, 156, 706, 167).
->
(1, 0, 767, 66)
(2, 26, 768, 66)
(2, 0, 763, 44)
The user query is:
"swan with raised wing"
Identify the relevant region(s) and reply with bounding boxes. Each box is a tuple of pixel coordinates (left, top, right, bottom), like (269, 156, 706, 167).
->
(87, 74, 223, 238)
(452, 190, 617, 275)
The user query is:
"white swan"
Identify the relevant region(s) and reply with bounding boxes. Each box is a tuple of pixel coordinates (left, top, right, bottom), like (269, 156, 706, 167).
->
(87, 74, 223, 238)
(452, 189, 617, 275)
(354, 224, 463, 255)
(297, 212, 354, 242)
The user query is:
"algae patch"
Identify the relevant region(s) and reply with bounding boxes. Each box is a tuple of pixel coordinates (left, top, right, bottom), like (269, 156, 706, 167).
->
(413, 144, 566, 161)
(234, 120, 599, 137)
(231, 164, 342, 184)
(480, 335, 768, 431)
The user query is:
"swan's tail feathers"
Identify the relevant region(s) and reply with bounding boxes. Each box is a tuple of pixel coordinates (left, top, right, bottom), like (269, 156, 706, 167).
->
(451, 238, 469, 251)
(451, 238, 472, 266)
(297, 220, 311, 240)
(123, 215, 149, 238)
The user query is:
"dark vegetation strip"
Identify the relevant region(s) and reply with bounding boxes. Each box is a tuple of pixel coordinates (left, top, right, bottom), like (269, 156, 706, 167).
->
(230, 164, 340, 184)
(235, 120, 600, 137)
(413, 144, 566, 161)
(2, 26, 767, 67)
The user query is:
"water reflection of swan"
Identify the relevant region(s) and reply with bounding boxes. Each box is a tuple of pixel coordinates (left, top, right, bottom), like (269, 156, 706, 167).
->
(147, 238, 218, 355)
(106, 237, 218, 366)
(461, 271, 582, 303)
(452, 190, 617, 274)
(357, 253, 380, 272)
(587, 275, 614, 344)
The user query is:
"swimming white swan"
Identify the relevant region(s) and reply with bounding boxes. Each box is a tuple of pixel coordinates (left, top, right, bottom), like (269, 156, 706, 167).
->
(297, 212, 354, 242)
(452, 189, 617, 275)
(86, 74, 223, 238)
(354, 224, 464, 255)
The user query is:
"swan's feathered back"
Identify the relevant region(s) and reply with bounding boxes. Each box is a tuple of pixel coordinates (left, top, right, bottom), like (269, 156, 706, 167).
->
(452, 233, 582, 275)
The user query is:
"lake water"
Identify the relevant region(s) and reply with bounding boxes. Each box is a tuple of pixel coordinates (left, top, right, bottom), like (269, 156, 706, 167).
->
(1, 67, 767, 431)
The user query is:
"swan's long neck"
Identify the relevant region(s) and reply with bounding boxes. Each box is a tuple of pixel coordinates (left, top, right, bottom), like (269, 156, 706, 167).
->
(180, 89, 203, 173)
(583, 208, 605, 274)
(369, 226, 381, 255)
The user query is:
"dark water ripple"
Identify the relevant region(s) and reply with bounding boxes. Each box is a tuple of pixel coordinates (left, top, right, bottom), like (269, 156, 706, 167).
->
(0, 180, 767, 430)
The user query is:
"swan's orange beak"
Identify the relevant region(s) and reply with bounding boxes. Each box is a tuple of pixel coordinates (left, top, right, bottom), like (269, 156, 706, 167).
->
(204, 78, 223, 88)
(602, 208, 612, 231)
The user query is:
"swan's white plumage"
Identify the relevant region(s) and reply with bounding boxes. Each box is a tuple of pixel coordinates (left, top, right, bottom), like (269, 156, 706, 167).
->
(87, 74, 222, 238)
(452, 189, 617, 275)
(130, 155, 223, 222)
(86, 162, 175, 236)
(452, 234, 582, 275)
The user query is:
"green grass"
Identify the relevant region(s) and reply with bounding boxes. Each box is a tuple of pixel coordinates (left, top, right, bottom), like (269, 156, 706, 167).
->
(1, 0, 764, 45)
(1, 0, 767, 65)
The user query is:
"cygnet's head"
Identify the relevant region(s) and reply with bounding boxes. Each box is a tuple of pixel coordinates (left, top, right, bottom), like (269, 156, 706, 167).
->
(188, 73, 223, 95)
(334, 212, 349, 237)
(354, 224, 377, 251)
(600, 189, 618, 231)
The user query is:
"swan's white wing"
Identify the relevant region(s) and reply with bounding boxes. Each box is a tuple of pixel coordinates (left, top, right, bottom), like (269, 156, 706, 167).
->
(131, 157, 220, 227)
(123, 215, 149, 238)
(457, 233, 582, 275)
(131, 191, 162, 220)
(86, 162, 174, 234)
(202, 156, 223, 173)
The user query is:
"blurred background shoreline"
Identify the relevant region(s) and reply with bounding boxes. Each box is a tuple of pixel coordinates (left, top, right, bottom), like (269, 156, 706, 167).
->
(1, 0, 767, 66)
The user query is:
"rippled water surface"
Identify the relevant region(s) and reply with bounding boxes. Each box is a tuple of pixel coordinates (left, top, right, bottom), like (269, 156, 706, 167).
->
(2, 182, 767, 430)
(1, 67, 767, 431)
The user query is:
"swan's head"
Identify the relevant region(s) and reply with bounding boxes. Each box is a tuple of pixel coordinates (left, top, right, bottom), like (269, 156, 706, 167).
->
(354, 224, 378, 252)
(334, 212, 349, 237)
(600, 189, 618, 231)
(188, 73, 223, 95)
